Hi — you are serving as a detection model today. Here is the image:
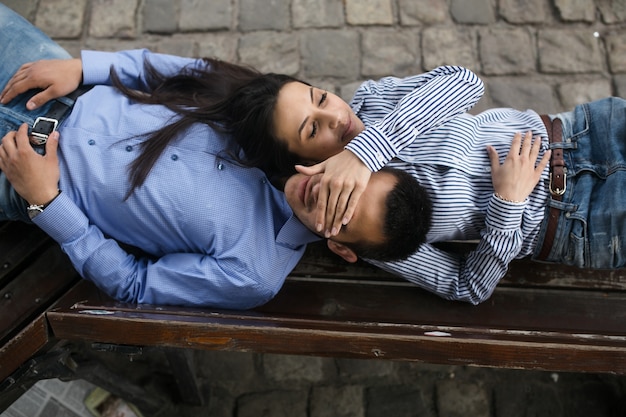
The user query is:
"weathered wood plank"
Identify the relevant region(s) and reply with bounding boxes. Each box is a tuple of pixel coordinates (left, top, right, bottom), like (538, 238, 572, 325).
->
(47, 280, 626, 374)
(0, 245, 79, 344)
(0, 315, 50, 383)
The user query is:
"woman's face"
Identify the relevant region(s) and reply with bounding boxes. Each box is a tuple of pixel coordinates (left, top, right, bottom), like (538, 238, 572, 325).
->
(272, 81, 365, 163)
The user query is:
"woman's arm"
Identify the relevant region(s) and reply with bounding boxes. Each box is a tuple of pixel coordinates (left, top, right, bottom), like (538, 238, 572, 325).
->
(302, 66, 485, 237)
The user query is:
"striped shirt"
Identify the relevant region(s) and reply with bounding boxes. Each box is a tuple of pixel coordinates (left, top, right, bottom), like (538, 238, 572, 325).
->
(345, 66, 551, 304)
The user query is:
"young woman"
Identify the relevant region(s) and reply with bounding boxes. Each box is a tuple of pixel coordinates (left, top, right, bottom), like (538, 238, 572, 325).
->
(188, 62, 626, 305)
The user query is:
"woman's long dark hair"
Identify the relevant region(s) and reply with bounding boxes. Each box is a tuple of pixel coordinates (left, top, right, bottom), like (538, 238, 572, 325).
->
(111, 58, 303, 195)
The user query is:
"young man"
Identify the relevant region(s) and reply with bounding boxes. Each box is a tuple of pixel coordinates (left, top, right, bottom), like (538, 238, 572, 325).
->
(0, 3, 428, 310)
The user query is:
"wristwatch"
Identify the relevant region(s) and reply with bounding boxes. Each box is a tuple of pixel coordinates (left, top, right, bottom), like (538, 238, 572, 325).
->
(27, 190, 61, 220)
(27, 203, 46, 219)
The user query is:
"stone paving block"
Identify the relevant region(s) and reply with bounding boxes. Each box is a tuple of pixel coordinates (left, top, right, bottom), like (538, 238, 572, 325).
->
(238, 32, 299, 75)
(236, 390, 308, 417)
(450, 0, 495, 24)
(197, 33, 239, 62)
(436, 380, 490, 417)
(340, 80, 364, 104)
(500, 0, 548, 23)
(615, 74, 626, 97)
(310, 385, 365, 417)
(398, 0, 448, 25)
(345, 0, 394, 25)
(361, 29, 421, 77)
(263, 354, 330, 384)
(142, 0, 177, 33)
(538, 29, 604, 74)
(155, 34, 197, 57)
(35, 0, 87, 38)
(479, 27, 535, 75)
(194, 351, 257, 382)
(4, 0, 38, 21)
(301, 30, 360, 78)
(238, 0, 290, 31)
(606, 33, 626, 73)
(422, 27, 478, 70)
(89, 0, 138, 38)
(293, 0, 344, 28)
(180, 0, 231, 31)
(522, 382, 563, 417)
(487, 78, 559, 113)
(336, 358, 396, 381)
(366, 384, 435, 417)
(557, 79, 612, 109)
(554, 0, 596, 22)
(598, 0, 626, 24)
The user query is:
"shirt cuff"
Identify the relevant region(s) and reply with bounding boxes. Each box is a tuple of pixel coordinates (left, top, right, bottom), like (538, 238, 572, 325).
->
(32, 192, 90, 245)
(485, 193, 526, 232)
(81, 50, 120, 85)
(345, 125, 398, 171)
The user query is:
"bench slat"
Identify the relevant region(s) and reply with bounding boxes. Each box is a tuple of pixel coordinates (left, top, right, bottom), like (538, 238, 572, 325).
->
(47, 279, 626, 374)
(294, 242, 626, 290)
(0, 246, 79, 344)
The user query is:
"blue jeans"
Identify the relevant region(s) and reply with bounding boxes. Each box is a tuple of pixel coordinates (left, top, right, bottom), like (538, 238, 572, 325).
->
(533, 97, 626, 269)
(0, 4, 71, 222)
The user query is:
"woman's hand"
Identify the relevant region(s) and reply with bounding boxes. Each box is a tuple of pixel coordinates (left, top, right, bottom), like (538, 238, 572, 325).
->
(0, 124, 60, 205)
(296, 150, 371, 237)
(487, 131, 551, 203)
(0, 58, 83, 109)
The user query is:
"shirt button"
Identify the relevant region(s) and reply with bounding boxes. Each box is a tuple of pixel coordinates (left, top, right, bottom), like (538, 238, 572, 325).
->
(88, 139, 95, 146)
(217, 163, 224, 170)
(125, 145, 133, 152)
(171, 154, 178, 161)
(375, 152, 385, 163)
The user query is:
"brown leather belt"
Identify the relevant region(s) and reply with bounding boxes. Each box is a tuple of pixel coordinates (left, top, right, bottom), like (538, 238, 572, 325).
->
(535, 115, 566, 260)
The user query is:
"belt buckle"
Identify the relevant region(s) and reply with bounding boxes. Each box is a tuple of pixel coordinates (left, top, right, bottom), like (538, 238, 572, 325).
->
(31, 116, 59, 146)
(549, 172, 567, 196)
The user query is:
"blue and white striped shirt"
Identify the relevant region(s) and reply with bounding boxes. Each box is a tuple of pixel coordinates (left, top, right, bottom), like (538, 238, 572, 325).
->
(345, 66, 551, 304)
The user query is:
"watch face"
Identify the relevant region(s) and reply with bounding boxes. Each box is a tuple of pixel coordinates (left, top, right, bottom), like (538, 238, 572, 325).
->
(27, 205, 45, 220)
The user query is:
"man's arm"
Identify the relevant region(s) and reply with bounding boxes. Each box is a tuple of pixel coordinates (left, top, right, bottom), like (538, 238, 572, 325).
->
(0, 126, 279, 309)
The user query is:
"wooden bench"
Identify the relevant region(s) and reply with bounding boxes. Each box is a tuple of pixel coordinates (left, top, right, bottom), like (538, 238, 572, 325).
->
(2, 223, 626, 415)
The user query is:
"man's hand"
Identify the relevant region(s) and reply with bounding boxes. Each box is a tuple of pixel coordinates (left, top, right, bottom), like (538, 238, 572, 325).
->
(296, 150, 371, 237)
(0, 124, 61, 205)
(0, 58, 83, 110)
(487, 131, 551, 203)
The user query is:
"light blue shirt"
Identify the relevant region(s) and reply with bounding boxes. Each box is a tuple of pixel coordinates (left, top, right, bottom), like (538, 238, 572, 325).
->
(33, 50, 319, 309)
(345, 66, 551, 304)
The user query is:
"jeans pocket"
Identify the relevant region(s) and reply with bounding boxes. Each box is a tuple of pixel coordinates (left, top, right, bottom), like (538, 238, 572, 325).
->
(564, 218, 588, 268)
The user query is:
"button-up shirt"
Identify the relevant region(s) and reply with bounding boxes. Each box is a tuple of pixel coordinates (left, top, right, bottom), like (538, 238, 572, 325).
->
(34, 50, 319, 309)
(345, 66, 550, 304)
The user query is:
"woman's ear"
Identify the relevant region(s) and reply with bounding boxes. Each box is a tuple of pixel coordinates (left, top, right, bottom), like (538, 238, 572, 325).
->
(327, 240, 358, 263)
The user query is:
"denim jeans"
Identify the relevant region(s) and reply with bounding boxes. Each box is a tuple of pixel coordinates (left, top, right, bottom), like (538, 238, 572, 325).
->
(0, 3, 71, 222)
(533, 97, 626, 269)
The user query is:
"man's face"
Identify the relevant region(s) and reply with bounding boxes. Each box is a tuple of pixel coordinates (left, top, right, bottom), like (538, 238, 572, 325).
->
(284, 171, 396, 247)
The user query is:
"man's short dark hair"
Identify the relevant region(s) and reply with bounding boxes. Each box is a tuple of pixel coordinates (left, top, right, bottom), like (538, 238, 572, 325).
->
(347, 167, 432, 262)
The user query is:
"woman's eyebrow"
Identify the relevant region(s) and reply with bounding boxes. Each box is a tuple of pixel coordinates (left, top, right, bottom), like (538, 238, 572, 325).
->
(297, 87, 315, 137)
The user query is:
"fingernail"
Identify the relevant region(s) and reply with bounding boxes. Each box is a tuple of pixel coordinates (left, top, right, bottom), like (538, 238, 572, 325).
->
(316, 223, 323, 232)
(324, 230, 331, 238)
(331, 227, 338, 236)
(342, 217, 349, 225)
(26, 101, 35, 110)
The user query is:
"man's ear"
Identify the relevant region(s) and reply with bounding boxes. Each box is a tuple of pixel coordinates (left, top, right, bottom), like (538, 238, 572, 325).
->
(327, 240, 358, 263)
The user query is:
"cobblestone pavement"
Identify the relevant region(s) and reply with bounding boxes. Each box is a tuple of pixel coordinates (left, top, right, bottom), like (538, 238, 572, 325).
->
(3, 0, 626, 416)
